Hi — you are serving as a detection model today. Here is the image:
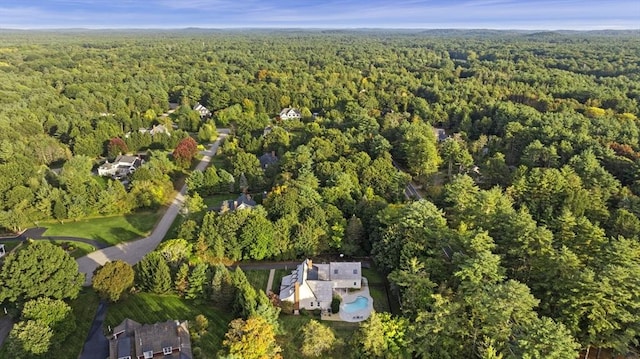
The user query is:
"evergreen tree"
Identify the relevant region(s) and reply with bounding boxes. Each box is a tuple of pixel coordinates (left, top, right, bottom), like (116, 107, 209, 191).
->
(211, 264, 235, 308)
(136, 252, 172, 294)
(174, 263, 190, 297)
(186, 263, 208, 300)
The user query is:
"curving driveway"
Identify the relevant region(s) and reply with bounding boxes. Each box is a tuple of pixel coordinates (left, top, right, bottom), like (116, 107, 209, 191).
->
(4, 227, 109, 249)
(76, 130, 229, 285)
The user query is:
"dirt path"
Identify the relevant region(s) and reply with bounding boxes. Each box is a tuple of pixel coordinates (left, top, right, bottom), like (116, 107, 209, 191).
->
(76, 130, 229, 285)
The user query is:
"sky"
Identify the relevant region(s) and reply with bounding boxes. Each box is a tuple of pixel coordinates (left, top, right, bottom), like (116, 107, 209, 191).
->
(1, 0, 638, 30)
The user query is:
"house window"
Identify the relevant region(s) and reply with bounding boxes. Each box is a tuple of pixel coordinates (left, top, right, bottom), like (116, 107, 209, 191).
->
(333, 269, 338, 274)
(143, 351, 153, 359)
(354, 282, 357, 286)
(163, 346, 173, 355)
(353, 269, 358, 274)
(310, 302, 314, 307)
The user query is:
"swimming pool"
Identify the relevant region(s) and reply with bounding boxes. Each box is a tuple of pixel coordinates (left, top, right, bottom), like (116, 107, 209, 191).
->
(343, 296, 369, 313)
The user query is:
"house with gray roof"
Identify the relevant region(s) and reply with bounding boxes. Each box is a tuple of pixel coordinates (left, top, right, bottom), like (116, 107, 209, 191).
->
(433, 127, 448, 142)
(221, 193, 256, 212)
(259, 151, 278, 169)
(109, 319, 192, 359)
(98, 155, 142, 177)
(279, 259, 361, 311)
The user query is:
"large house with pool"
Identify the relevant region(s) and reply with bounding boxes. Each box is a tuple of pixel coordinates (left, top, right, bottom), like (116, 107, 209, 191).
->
(279, 259, 362, 311)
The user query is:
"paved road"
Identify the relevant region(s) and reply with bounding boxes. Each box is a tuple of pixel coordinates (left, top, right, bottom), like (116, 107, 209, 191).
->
(76, 130, 229, 285)
(3, 227, 109, 249)
(79, 301, 109, 359)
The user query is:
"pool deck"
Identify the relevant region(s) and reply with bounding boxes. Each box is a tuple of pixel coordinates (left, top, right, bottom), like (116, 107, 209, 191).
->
(338, 277, 374, 323)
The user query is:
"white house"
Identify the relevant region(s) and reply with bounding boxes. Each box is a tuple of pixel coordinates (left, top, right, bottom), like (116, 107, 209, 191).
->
(279, 108, 301, 120)
(193, 103, 212, 118)
(0, 244, 5, 258)
(98, 155, 142, 177)
(279, 259, 361, 311)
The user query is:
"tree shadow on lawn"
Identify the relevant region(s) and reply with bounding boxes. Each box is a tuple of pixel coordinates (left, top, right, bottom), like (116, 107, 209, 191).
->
(123, 212, 160, 235)
(93, 228, 142, 246)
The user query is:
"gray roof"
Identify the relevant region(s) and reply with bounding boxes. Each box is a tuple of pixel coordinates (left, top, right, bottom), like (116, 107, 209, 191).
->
(329, 262, 361, 280)
(307, 280, 333, 303)
(259, 152, 278, 169)
(110, 319, 191, 359)
(433, 128, 448, 142)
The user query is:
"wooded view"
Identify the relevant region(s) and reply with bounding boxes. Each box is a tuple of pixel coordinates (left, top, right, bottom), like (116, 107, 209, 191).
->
(0, 29, 639, 358)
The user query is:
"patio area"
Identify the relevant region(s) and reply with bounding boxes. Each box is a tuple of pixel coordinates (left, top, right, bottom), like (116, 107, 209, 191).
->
(337, 277, 374, 323)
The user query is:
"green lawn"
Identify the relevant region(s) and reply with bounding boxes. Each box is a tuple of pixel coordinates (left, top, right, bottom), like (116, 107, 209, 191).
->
(105, 293, 233, 359)
(278, 313, 357, 358)
(244, 270, 271, 293)
(362, 267, 398, 314)
(274, 268, 290, 288)
(48, 240, 97, 259)
(202, 194, 235, 209)
(57, 289, 102, 359)
(42, 211, 160, 246)
(0, 289, 102, 359)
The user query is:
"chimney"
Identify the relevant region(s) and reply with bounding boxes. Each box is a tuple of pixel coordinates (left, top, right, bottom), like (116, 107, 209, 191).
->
(294, 282, 300, 312)
(307, 258, 312, 269)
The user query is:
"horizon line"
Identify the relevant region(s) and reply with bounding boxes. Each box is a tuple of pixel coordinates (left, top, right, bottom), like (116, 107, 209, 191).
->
(1, 27, 639, 31)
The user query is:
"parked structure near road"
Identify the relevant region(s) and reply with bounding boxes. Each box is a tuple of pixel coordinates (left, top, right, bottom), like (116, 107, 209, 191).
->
(109, 318, 192, 359)
(280, 259, 361, 311)
(98, 155, 143, 177)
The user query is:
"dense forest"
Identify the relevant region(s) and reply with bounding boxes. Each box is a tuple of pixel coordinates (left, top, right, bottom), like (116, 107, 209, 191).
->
(1, 29, 640, 358)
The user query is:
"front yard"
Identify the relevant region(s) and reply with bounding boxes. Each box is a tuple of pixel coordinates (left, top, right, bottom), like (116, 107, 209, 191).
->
(42, 211, 160, 246)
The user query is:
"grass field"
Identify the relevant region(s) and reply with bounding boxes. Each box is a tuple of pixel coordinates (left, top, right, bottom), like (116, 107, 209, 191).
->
(202, 194, 235, 209)
(43, 211, 160, 246)
(48, 240, 97, 259)
(244, 269, 271, 293)
(105, 293, 233, 359)
(278, 313, 358, 358)
(0, 289, 102, 359)
(362, 268, 394, 313)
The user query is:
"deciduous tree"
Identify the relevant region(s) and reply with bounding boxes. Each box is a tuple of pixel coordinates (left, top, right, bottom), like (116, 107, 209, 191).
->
(92, 260, 135, 302)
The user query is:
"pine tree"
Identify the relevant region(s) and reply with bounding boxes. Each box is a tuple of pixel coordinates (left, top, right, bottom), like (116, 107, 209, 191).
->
(174, 263, 190, 297)
(186, 263, 208, 299)
(211, 264, 235, 308)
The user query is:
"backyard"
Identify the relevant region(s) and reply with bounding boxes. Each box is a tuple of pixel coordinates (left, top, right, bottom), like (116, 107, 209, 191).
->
(42, 211, 160, 246)
(105, 293, 233, 359)
(278, 312, 358, 358)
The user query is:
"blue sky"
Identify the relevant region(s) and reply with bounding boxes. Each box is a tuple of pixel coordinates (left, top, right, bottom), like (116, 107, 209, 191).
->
(1, 0, 638, 30)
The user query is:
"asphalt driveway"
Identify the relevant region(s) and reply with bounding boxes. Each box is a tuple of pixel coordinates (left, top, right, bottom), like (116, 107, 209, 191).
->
(79, 301, 109, 359)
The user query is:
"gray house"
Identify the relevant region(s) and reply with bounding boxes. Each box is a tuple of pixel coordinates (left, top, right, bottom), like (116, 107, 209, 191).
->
(109, 319, 192, 359)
